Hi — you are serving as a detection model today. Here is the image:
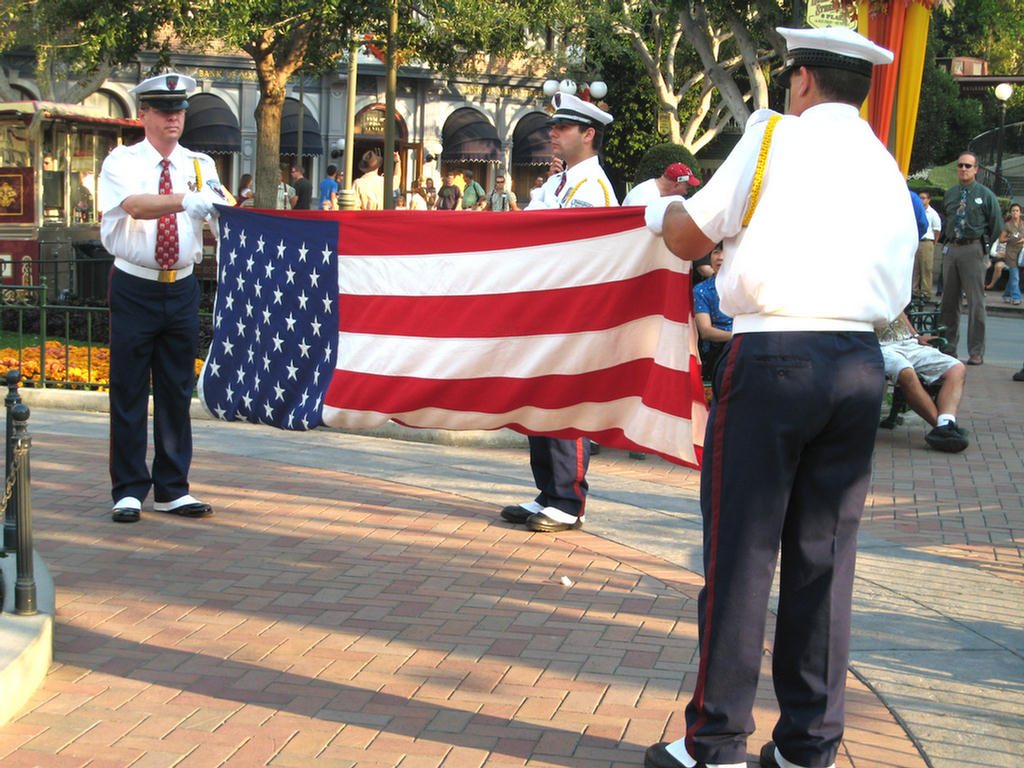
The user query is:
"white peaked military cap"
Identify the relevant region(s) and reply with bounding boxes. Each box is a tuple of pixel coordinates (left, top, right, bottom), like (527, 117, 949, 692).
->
(130, 72, 197, 111)
(547, 92, 613, 128)
(777, 26, 894, 83)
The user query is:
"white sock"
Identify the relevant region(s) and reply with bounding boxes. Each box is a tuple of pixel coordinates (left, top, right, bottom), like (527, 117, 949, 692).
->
(936, 413, 956, 427)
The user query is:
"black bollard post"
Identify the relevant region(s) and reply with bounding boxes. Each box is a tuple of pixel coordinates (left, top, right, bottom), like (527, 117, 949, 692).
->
(3, 368, 21, 552)
(11, 403, 35, 615)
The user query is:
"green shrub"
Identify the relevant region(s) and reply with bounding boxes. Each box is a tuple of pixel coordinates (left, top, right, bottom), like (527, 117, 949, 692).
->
(907, 178, 944, 197)
(633, 143, 700, 185)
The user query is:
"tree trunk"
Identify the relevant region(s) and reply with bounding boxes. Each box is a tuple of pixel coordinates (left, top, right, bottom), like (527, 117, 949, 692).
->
(253, 79, 286, 210)
(248, 26, 310, 209)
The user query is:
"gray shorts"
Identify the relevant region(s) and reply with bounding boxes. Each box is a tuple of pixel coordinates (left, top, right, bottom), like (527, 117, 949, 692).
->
(881, 340, 960, 384)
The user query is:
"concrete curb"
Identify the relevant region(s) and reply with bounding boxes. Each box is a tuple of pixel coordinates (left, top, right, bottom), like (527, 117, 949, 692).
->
(0, 551, 54, 727)
(15, 388, 530, 449)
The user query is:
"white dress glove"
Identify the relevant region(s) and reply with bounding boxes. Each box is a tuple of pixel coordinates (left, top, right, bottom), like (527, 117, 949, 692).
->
(644, 195, 687, 236)
(182, 192, 215, 220)
(200, 180, 231, 209)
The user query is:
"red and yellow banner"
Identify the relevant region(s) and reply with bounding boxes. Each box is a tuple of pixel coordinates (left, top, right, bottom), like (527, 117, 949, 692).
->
(849, 0, 936, 176)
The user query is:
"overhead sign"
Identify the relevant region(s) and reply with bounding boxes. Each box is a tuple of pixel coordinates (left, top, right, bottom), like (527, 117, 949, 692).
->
(806, 0, 856, 29)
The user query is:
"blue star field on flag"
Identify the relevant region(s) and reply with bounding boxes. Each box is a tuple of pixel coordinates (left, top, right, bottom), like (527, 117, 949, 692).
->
(198, 206, 339, 430)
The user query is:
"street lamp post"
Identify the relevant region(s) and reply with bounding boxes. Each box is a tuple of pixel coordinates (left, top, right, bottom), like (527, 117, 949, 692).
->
(995, 82, 1013, 195)
(339, 38, 359, 211)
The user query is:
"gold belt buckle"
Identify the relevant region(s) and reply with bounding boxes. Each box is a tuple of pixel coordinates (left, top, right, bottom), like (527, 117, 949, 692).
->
(158, 269, 178, 283)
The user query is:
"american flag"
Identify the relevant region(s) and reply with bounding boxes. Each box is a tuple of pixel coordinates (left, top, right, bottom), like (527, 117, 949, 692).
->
(199, 205, 707, 467)
(198, 207, 339, 431)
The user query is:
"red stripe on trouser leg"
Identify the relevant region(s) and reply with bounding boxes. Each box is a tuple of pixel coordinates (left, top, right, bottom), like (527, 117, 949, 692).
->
(686, 335, 743, 754)
(573, 437, 586, 516)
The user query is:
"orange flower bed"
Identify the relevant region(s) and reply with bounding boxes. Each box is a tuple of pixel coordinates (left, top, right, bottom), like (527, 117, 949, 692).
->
(0, 341, 205, 389)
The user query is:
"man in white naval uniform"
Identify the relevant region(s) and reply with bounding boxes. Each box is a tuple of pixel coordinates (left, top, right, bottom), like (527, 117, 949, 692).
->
(499, 91, 618, 533)
(642, 27, 918, 768)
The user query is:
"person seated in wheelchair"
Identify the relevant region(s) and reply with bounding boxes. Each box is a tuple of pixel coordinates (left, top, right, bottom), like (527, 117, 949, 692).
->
(877, 312, 968, 452)
(693, 243, 732, 377)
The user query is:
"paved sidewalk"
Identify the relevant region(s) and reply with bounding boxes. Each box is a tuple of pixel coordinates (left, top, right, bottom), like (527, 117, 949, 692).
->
(0, 359, 1022, 766)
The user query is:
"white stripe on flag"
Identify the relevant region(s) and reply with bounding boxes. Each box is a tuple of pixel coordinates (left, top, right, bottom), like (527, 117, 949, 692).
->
(339, 228, 683, 297)
(335, 316, 695, 380)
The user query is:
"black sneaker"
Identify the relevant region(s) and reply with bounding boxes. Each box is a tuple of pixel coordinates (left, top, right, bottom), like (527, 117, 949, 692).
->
(925, 422, 969, 453)
(1013, 368, 1024, 382)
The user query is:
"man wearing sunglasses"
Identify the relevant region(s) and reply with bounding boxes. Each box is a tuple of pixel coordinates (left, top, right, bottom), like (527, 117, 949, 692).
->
(939, 152, 1002, 365)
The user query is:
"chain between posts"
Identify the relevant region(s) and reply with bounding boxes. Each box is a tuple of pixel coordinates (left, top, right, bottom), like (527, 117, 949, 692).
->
(0, 441, 27, 516)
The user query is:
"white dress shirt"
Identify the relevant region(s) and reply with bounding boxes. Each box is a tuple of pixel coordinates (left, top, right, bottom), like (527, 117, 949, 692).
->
(683, 104, 917, 333)
(99, 138, 219, 269)
(526, 154, 619, 210)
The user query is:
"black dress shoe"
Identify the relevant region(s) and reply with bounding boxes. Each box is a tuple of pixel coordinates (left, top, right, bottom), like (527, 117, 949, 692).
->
(500, 505, 534, 524)
(111, 507, 140, 523)
(759, 742, 780, 767)
(156, 502, 213, 518)
(644, 742, 695, 768)
(525, 511, 583, 532)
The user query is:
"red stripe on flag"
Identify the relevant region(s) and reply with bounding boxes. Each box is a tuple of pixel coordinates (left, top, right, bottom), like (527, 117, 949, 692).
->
(324, 359, 697, 419)
(334, 207, 646, 255)
(339, 269, 689, 337)
(248, 207, 646, 254)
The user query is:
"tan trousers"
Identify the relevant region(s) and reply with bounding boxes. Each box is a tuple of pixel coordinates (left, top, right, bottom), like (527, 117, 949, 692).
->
(913, 239, 934, 297)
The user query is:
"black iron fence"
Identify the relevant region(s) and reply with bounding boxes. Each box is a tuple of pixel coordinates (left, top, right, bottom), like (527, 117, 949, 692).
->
(969, 122, 1024, 198)
(975, 166, 1016, 199)
(0, 264, 215, 390)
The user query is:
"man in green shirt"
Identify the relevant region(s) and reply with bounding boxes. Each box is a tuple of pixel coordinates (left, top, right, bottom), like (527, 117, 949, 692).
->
(940, 151, 1003, 365)
(460, 170, 486, 210)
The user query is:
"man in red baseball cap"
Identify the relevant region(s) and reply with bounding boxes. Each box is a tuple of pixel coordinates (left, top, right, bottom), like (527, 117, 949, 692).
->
(622, 162, 700, 206)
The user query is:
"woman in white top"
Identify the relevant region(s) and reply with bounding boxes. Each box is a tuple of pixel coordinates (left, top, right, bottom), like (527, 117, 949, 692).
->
(408, 179, 429, 210)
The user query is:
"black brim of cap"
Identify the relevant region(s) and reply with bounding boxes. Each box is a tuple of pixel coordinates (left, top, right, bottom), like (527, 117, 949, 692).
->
(781, 49, 875, 86)
(547, 116, 599, 128)
(140, 96, 189, 111)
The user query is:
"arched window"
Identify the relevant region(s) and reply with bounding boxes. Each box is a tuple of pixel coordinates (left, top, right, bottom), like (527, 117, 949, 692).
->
(80, 90, 128, 119)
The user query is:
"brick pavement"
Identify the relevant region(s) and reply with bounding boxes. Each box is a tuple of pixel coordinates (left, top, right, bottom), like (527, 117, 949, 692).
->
(0, 424, 929, 767)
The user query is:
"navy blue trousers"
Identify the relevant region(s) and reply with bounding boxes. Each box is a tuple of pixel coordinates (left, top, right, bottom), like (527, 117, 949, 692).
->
(684, 331, 884, 767)
(528, 435, 589, 517)
(108, 268, 200, 504)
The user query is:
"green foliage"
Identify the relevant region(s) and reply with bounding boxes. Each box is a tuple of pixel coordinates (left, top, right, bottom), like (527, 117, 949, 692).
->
(633, 143, 699, 185)
(575, 0, 785, 154)
(43, 0, 176, 65)
(402, 0, 573, 72)
(910, 24, 986, 174)
(0, 0, 178, 100)
(906, 178, 944, 198)
(925, 160, 959, 191)
(585, 31, 662, 195)
(932, 0, 1024, 76)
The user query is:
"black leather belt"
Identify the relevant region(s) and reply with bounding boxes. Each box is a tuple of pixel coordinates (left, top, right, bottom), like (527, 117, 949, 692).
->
(952, 238, 979, 245)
